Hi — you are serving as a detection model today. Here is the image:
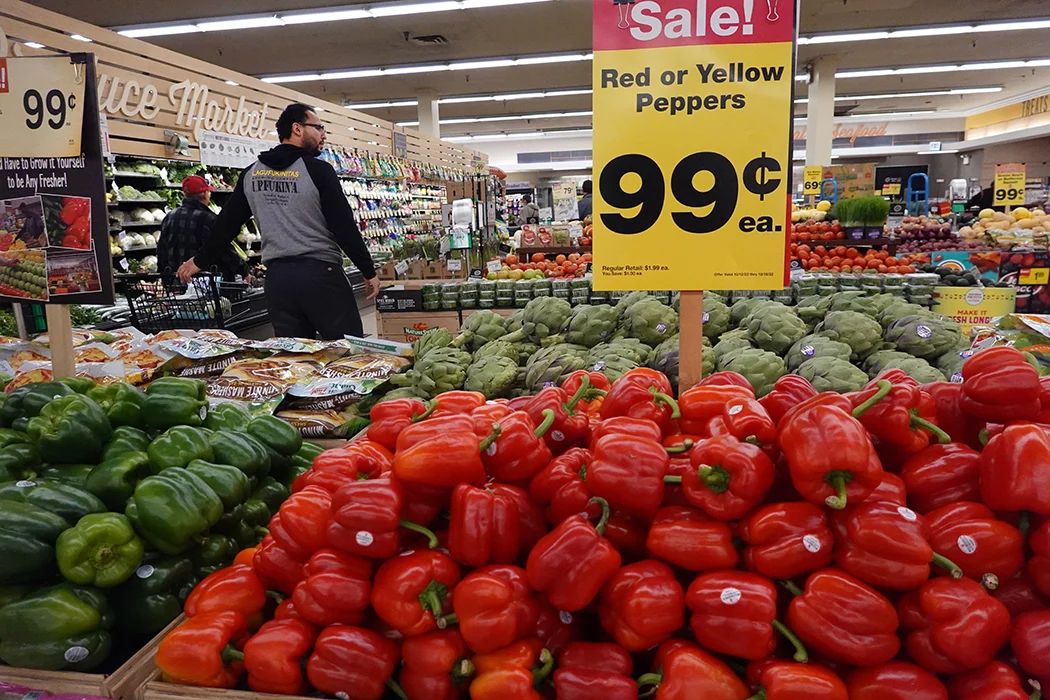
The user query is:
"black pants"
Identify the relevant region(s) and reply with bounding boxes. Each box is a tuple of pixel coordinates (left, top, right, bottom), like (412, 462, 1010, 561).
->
(265, 257, 364, 340)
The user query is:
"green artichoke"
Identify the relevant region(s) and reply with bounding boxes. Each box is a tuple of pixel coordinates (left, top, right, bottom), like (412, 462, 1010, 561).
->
(861, 350, 916, 378)
(473, 339, 520, 363)
(731, 298, 764, 328)
(672, 292, 680, 313)
(717, 348, 786, 397)
(619, 297, 679, 347)
(935, 346, 981, 382)
(884, 315, 963, 360)
(796, 357, 869, 393)
(745, 305, 807, 355)
(702, 344, 714, 378)
(828, 291, 880, 318)
(650, 334, 680, 389)
(378, 387, 425, 402)
(891, 357, 948, 384)
(615, 290, 651, 316)
(563, 304, 620, 347)
(703, 298, 731, 340)
(607, 337, 654, 365)
(504, 297, 573, 345)
(453, 310, 508, 352)
(714, 330, 753, 362)
(463, 355, 519, 399)
(590, 355, 639, 383)
(815, 310, 884, 360)
(525, 344, 588, 391)
(785, 334, 853, 372)
(514, 341, 540, 365)
(794, 295, 834, 329)
(413, 328, 452, 362)
(505, 309, 524, 334)
(394, 346, 472, 398)
(879, 301, 936, 329)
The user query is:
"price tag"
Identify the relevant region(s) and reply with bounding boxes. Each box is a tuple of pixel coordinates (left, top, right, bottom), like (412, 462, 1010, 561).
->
(394, 260, 409, 276)
(882, 182, 901, 196)
(803, 166, 822, 196)
(0, 56, 85, 157)
(1020, 267, 1049, 285)
(592, 0, 796, 291)
(994, 163, 1026, 206)
(569, 223, 584, 239)
(446, 258, 462, 272)
(486, 260, 503, 274)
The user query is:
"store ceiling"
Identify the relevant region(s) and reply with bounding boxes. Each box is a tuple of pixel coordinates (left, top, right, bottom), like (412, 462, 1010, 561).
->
(26, 0, 1050, 138)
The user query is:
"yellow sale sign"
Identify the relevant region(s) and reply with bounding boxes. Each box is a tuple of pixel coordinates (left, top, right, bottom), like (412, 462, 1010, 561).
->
(592, 0, 796, 291)
(803, 166, 823, 196)
(994, 163, 1026, 207)
(0, 56, 85, 157)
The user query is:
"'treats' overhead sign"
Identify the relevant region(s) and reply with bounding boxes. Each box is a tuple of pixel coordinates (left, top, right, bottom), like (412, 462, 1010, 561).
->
(592, 0, 797, 291)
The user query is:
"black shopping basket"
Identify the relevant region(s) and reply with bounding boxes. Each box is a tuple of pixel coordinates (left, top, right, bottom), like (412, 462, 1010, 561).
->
(122, 273, 251, 333)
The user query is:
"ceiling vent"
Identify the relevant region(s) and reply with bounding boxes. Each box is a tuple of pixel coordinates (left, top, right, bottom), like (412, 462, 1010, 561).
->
(408, 34, 448, 46)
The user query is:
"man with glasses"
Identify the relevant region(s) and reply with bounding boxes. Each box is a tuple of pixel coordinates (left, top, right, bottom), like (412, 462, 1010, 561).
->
(178, 102, 381, 339)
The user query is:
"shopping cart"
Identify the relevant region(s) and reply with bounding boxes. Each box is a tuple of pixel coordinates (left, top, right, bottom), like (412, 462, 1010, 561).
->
(121, 273, 252, 332)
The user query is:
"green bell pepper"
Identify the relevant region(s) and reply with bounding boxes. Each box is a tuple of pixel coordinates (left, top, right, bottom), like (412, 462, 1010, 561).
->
(147, 425, 214, 473)
(147, 376, 208, 400)
(143, 377, 209, 431)
(0, 585, 27, 608)
(185, 459, 250, 510)
(204, 401, 253, 432)
(101, 425, 151, 461)
(38, 464, 95, 488)
(0, 382, 74, 427)
(58, 376, 98, 394)
(192, 533, 237, 576)
(56, 513, 144, 588)
(292, 441, 325, 470)
(87, 382, 147, 429)
(0, 428, 29, 449)
(246, 415, 302, 456)
(0, 442, 41, 482)
(250, 476, 290, 513)
(111, 554, 196, 637)
(0, 583, 113, 671)
(214, 498, 271, 548)
(206, 431, 271, 479)
(84, 451, 152, 511)
(0, 499, 68, 584)
(27, 394, 112, 464)
(0, 479, 106, 524)
(125, 467, 223, 555)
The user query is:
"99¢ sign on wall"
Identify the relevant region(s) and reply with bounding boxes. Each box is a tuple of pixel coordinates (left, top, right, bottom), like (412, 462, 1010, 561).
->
(592, 0, 797, 290)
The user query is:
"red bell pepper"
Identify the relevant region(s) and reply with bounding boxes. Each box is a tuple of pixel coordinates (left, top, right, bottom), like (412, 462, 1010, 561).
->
(686, 570, 808, 662)
(588, 432, 669, 520)
(488, 483, 546, 551)
(155, 611, 249, 689)
(599, 368, 681, 433)
(738, 502, 833, 579)
(525, 497, 621, 612)
(448, 483, 520, 567)
(722, 396, 778, 447)
(562, 370, 610, 416)
(646, 505, 738, 571)
(980, 423, 1050, 516)
(529, 447, 598, 525)
(306, 625, 401, 700)
(452, 564, 539, 655)
(270, 485, 333, 561)
(253, 534, 305, 595)
(523, 382, 591, 453)
(759, 374, 818, 425)
(60, 196, 89, 224)
(785, 569, 900, 667)
(553, 642, 637, 700)
(394, 420, 496, 489)
(1030, 519, 1050, 597)
(371, 549, 461, 636)
(845, 662, 949, 700)
(477, 409, 553, 483)
(395, 414, 475, 450)
(328, 477, 437, 559)
(472, 401, 513, 426)
(274, 598, 299, 620)
(368, 397, 435, 451)
(746, 659, 848, 700)
(926, 502, 1025, 586)
(922, 382, 985, 449)
(678, 383, 754, 435)
(897, 576, 1011, 674)
(602, 511, 649, 563)
(682, 434, 775, 520)
(851, 371, 950, 453)
(598, 560, 684, 652)
(960, 346, 1042, 422)
(535, 596, 580, 659)
(992, 571, 1050, 618)
(431, 390, 486, 417)
(898, 442, 982, 513)
(830, 500, 962, 590)
(636, 640, 750, 700)
(1011, 610, 1050, 680)
(662, 434, 699, 507)
(469, 638, 552, 700)
(293, 443, 394, 494)
(184, 564, 267, 623)
(780, 402, 883, 509)
(291, 549, 372, 627)
(242, 618, 317, 695)
(777, 391, 853, 429)
(398, 630, 473, 700)
(947, 661, 1036, 700)
(588, 415, 664, 446)
(700, 370, 754, 389)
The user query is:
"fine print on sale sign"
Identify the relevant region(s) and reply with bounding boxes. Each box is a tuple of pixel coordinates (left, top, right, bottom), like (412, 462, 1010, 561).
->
(592, 0, 796, 291)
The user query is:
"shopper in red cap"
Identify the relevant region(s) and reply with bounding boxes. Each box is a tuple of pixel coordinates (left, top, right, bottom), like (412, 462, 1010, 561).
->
(159, 175, 245, 281)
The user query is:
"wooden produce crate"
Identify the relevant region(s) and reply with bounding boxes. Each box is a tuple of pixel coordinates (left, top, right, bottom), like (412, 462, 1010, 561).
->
(376, 310, 461, 343)
(141, 680, 312, 700)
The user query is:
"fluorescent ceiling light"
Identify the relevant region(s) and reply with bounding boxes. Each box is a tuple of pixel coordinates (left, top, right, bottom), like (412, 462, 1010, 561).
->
(282, 9, 370, 23)
(798, 18, 1050, 45)
(70, 34, 92, 42)
(262, 53, 593, 83)
(400, 110, 591, 126)
(802, 31, 889, 45)
(382, 65, 444, 75)
(836, 69, 895, 79)
(346, 88, 593, 110)
(198, 16, 284, 31)
(890, 26, 973, 39)
(795, 86, 1003, 104)
(960, 60, 1028, 71)
(262, 73, 322, 84)
(895, 65, 959, 75)
(324, 69, 384, 80)
(348, 100, 420, 109)
(447, 129, 593, 142)
(974, 19, 1050, 32)
(463, 0, 551, 6)
(916, 149, 960, 154)
(225, 80, 240, 86)
(836, 58, 1050, 80)
(370, 1, 460, 16)
(23, 41, 44, 48)
(795, 73, 810, 82)
(119, 24, 199, 37)
(848, 110, 936, 117)
(451, 59, 517, 70)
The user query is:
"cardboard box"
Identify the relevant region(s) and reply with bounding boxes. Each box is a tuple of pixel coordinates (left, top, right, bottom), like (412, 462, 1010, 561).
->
(446, 258, 467, 279)
(377, 311, 461, 343)
(375, 285, 424, 313)
(376, 261, 397, 281)
(403, 260, 426, 279)
(422, 260, 445, 279)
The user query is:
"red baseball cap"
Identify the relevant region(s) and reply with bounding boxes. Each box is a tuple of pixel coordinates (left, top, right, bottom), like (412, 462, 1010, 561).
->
(182, 174, 216, 195)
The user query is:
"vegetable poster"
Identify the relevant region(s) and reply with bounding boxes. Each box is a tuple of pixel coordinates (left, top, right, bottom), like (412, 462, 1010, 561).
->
(0, 53, 112, 304)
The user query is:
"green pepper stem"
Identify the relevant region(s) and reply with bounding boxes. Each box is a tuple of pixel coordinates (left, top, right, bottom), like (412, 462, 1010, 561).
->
(418, 580, 448, 622)
(412, 399, 437, 422)
(399, 519, 439, 549)
(981, 573, 1000, 590)
(663, 475, 683, 484)
(650, 387, 681, 419)
(824, 472, 850, 510)
(1029, 680, 1042, 700)
(698, 464, 731, 494)
(453, 658, 475, 683)
(910, 411, 951, 444)
(664, 439, 693, 454)
(531, 649, 554, 687)
(1019, 510, 1031, 538)
(535, 409, 556, 438)
(780, 580, 804, 597)
(588, 496, 611, 536)
(746, 691, 768, 700)
(564, 376, 591, 414)
(478, 423, 502, 453)
(851, 380, 892, 418)
(931, 552, 964, 579)
(265, 590, 285, 602)
(772, 619, 808, 663)
(221, 644, 244, 664)
(437, 613, 458, 629)
(978, 429, 991, 446)
(386, 679, 410, 700)
(637, 671, 663, 692)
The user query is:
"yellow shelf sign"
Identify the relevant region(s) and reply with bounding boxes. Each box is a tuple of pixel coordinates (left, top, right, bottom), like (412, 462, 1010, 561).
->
(0, 56, 85, 157)
(994, 163, 1026, 207)
(803, 166, 823, 196)
(591, 0, 796, 291)
(1019, 267, 1049, 285)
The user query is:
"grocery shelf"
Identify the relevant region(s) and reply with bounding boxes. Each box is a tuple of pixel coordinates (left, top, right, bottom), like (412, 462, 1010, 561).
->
(110, 199, 168, 207)
(116, 246, 158, 256)
(112, 221, 163, 230)
(108, 171, 162, 180)
(518, 245, 592, 255)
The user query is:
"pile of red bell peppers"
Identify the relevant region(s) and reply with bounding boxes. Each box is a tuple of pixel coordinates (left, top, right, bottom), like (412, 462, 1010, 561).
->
(155, 350, 1050, 700)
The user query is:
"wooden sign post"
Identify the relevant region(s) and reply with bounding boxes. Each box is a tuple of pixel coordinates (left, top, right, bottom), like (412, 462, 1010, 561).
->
(678, 291, 705, 394)
(45, 304, 75, 377)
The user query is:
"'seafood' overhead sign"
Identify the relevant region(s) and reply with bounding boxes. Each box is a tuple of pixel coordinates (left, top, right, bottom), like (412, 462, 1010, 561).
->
(592, 0, 796, 291)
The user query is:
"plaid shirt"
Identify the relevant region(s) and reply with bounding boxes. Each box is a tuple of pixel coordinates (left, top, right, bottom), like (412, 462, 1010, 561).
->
(159, 198, 243, 277)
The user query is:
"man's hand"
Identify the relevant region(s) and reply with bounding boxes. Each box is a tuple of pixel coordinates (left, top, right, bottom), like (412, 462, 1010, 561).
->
(365, 276, 382, 300)
(177, 258, 201, 283)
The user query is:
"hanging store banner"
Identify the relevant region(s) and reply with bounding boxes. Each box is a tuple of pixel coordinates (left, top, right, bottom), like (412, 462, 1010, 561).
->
(592, 0, 797, 290)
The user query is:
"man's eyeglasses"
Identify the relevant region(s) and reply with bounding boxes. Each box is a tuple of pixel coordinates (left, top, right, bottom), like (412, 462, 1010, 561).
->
(299, 122, 326, 133)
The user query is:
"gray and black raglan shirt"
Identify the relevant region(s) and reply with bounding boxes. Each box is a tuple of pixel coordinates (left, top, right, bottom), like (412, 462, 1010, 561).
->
(194, 144, 376, 278)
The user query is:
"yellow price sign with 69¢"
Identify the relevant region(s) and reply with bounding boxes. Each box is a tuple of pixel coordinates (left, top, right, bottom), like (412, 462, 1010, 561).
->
(592, 0, 796, 291)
